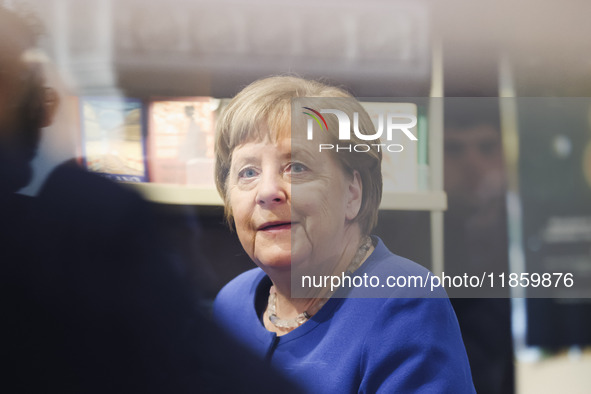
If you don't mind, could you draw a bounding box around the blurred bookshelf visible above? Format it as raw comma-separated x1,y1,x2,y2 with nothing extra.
123,183,447,211
75,95,446,214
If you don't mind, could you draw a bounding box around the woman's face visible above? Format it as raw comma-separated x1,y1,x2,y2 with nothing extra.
227,131,362,275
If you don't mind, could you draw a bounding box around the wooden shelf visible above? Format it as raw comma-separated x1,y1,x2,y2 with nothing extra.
380,191,447,211
123,183,446,211
123,183,224,206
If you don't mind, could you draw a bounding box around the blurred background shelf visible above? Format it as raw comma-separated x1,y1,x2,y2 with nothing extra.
124,182,447,211
380,190,446,211
123,183,223,206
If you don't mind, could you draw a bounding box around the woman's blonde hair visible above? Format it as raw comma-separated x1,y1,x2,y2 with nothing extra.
215,75,382,235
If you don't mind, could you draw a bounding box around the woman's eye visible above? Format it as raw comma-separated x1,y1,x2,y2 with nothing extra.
238,167,259,179
287,162,309,174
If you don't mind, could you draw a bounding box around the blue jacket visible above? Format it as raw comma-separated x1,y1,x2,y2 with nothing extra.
214,238,475,393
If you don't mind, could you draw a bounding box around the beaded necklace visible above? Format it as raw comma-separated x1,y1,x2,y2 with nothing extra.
267,236,373,329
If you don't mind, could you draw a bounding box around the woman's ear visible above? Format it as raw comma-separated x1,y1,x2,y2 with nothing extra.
345,170,362,221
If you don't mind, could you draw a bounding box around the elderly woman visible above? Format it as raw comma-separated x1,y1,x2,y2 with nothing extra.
213,76,475,393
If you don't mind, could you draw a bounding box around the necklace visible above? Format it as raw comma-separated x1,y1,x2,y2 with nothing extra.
267,286,322,329
267,236,373,329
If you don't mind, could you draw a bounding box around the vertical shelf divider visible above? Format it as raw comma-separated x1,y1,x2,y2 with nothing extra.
429,39,445,276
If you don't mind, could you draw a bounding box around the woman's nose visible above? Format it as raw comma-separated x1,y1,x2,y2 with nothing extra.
256,172,287,206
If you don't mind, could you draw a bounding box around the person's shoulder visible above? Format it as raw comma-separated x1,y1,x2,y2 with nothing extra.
36,161,154,236
367,237,431,276
214,268,265,313
218,267,265,295
39,160,145,210
348,237,446,298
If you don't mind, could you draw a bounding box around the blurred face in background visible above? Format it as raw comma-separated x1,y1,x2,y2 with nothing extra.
0,16,54,193
444,123,507,212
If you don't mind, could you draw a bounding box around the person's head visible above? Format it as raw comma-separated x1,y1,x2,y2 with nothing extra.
215,76,383,232
214,76,382,271
444,101,506,211
0,4,57,193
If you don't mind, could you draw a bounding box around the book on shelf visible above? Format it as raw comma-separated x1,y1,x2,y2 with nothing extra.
360,101,419,192
147,97,221,186
79,97,149,182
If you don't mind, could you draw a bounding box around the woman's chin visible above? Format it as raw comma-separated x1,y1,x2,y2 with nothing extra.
254,248,293,271
257,258,292,273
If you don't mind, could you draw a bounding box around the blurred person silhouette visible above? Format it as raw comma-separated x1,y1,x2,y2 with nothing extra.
444,100,514,394
0,4,298,393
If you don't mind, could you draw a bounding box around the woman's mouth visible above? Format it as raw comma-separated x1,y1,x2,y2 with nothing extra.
258,221,292,232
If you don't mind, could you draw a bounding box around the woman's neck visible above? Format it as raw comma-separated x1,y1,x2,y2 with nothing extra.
263,235,375,335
